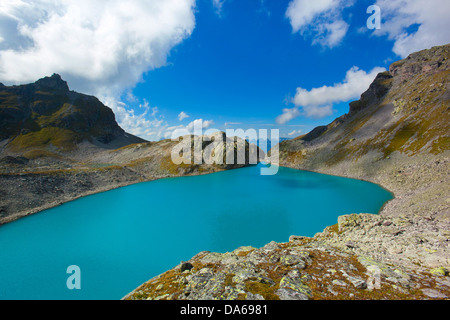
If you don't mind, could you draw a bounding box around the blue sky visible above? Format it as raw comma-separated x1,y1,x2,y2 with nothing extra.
130,0,395,138
0,0,449,140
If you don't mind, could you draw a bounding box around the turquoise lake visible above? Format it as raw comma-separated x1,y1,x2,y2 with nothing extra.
0,164,393,300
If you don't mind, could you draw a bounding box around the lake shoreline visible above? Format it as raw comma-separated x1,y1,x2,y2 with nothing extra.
1,153,448,300
0,170,213,226
0,161,395,227
125,152,450,300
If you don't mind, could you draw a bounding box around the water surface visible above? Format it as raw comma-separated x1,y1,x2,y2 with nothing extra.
0,164,392,299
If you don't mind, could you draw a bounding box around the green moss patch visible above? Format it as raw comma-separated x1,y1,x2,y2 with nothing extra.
10,127,83,151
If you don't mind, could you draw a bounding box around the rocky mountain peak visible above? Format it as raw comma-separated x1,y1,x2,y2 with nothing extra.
0,75,146,150
389,44,449,82
348,70,393,115
34,73,69,92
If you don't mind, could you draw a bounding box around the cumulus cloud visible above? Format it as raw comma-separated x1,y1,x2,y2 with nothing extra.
167,119,216,139
288,129,302,136
277,66,385,124
0,0,196,141
276,107,301,125
373,0,450,58
178,111,190,121
285,0,352,48
102,97,167,141
0,0,196,94
186,119,215,132
212,0,225,16
292,66,385,106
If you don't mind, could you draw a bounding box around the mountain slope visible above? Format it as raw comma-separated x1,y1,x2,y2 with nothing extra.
0,73,145,156
276,44,450,219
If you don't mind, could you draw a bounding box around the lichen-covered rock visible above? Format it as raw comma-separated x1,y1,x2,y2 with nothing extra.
279,276,312,299
124,222,450,301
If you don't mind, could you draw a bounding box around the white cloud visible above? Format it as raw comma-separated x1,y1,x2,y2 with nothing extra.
224,122,242,127
102,96,168,142
374,0,450,58
212,0,225,16
166,118,216,139
288,129,302,136
285,0,352,48
178,111,190,121
303,105,335,119
0,0,196,141
186,119,214,132
276,107,301,124
277,66,385,123
315,20,349,48
0,1,196,95
293,66,385,106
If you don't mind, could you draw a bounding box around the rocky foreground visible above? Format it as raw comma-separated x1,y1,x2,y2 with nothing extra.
124,212,449,300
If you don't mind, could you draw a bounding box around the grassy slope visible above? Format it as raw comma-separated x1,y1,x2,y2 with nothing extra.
278,44,449,172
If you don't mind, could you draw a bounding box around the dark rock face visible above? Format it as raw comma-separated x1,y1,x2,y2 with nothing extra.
33,73,70,92
348,71,393,116
301,125,328,142
0,74,145,148
180,262,194,272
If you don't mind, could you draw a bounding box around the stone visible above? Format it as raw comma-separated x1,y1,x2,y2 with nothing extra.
327,269,337,274
221,252,240,265
262,241,280,252
287,269,302,278
327,285,339,296
338,214,361,232
332,279,347,287
200,252,223,264
279,276,312,298
347,276,367,289
388,247,403,254
180,262,194,272
421,288,447,299
245,292,265,300
430,267,449,276
232,270,259,283
233,246,256,256
289,235,308,242
280,254,304,266
345,241,357,249
276,288,309,300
